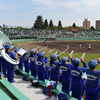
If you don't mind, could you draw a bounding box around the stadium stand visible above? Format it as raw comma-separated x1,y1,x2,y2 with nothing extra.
2,25,100,40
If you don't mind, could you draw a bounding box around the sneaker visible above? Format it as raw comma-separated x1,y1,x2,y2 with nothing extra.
11,80,15,83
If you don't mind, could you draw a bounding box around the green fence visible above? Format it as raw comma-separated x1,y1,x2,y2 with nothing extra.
11,39,38,42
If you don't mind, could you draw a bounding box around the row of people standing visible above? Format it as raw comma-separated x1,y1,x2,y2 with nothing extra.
49,54,100,100
16,48,100,100
1,46,100,100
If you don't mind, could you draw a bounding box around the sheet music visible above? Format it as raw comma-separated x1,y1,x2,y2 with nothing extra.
17,48,26,56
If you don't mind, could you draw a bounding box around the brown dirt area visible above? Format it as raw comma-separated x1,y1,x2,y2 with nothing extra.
16,40,100,54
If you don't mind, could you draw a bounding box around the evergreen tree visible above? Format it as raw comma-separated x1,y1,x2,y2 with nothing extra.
34,15,44,29
58,20,62,27
44,19,48,28
49,20,53,28
90,26,95,30
72,23,76,27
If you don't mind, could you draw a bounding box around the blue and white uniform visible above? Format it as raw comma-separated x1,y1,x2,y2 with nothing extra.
14,48,24,71
0,56,3,72
45,58,50,80
2,57,7,77
2,45,8,77
60,57,73,94
71,58,88,100
36,52,47,82
86,60,100,100
50,54,61,88
29,50,38,78
23,52,30,74
7,51,16,83
18,56,24,70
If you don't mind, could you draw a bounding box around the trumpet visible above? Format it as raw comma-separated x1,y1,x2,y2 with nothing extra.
47,49,56,54
43,48,56,55
80,53,86,59
69,50,74,57
54,49,59,55
57,48,69,56
35,46,40,51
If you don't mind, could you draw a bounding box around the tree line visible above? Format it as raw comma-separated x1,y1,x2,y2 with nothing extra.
33,15,95,30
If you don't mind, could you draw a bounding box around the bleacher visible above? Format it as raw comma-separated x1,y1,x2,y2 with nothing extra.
2,25,100,40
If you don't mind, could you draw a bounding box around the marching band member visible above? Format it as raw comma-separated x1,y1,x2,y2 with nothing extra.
14,48,24,71
60,57,73,94
49,54,61,88
86,59,100,100
0,55,3,72
69,56,88,100
45,57,50,80
18,55,24,71
29,49,38,78
23,50,30,81
2,44,8,77
23,50,30,74
5,45,17,83
36,51,47,82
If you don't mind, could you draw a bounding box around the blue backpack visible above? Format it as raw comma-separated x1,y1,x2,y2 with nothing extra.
55,93,68,100
43,86,49,95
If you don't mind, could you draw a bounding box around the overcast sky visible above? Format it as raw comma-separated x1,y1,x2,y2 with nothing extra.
0,0,100,27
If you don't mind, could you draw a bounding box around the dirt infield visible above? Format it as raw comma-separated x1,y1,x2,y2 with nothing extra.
16,40,100,54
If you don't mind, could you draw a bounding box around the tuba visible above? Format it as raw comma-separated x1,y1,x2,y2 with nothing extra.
0,31,19,65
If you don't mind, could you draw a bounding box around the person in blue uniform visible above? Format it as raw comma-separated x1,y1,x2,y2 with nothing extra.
29,49,38,78
1,44,7,77
60,57,73,94
1,44,8,77
69,56,88,100
0,56,3,72
49,54,61,88
5,45,16,83
2,57,7,77
45,57,50,80
14,48,24,71
18,55,24,71
23,50,30,73
86,59,100,100
36,51,47,82
23,50,30,81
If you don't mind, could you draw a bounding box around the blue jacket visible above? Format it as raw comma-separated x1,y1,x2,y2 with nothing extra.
36,57,47,73
19,56,24,65
23,53,29,63
29,54,37,69
71,58,88,82
50,58,61,78
60,62,73,81
86,69,100,88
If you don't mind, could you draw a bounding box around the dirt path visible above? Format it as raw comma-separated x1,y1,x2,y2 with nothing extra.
16,40,100,54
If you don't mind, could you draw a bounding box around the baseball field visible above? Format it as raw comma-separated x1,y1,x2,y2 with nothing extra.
14,40,100,70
